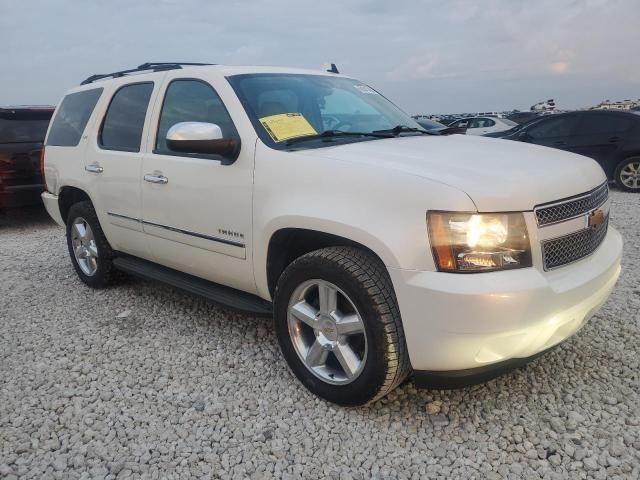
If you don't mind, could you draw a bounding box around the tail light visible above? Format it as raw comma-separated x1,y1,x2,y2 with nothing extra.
39,147,46,189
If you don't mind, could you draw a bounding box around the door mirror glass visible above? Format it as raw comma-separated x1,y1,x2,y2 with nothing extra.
166,121,240,162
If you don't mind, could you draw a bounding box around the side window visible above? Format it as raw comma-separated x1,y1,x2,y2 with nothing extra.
453,119,469,128
580,114,632,135
155,79,238,156
527,116,577,139
46,88,103,147
100,83,153,152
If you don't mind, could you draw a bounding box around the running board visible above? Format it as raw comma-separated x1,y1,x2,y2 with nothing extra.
113,255,273,317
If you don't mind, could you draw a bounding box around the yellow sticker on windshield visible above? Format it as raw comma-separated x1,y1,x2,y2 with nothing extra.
259,113,317,142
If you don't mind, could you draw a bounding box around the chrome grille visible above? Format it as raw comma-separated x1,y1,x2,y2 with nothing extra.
541,215,609,270
535,182,608,226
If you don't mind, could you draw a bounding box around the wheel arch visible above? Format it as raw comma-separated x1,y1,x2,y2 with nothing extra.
264,227,393,298
58,186,93,223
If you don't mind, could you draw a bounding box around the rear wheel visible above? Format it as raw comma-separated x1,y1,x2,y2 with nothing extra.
273,247,410,406
66,201,118,288
615,157,640,192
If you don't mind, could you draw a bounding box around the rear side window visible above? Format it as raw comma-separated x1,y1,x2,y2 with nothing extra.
47,88,103,146
579,114,633,135
100,82,154,152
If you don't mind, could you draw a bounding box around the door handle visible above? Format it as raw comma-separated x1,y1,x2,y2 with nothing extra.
608,136,620,143
85,163,103,174
144,173,168,184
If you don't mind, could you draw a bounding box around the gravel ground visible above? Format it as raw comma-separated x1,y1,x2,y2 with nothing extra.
1,190,639,480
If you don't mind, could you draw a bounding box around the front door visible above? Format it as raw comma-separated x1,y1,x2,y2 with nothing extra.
521,114,581,154
140,76,256,293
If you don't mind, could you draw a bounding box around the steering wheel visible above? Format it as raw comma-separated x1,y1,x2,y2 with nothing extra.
332,120,354,131
322,116,353,131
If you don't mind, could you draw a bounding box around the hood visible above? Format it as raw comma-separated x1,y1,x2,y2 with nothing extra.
296,135,606,211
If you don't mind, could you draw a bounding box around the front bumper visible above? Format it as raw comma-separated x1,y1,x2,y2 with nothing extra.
389,227,622,373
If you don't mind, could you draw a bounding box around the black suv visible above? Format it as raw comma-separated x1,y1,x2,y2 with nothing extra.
486,110,640,192
0,106,54,209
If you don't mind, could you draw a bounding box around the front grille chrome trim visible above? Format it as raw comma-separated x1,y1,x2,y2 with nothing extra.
541,215,609,271
534,182,609,227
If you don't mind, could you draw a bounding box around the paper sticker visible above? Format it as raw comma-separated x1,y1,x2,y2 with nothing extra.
259,113,317,142
354,84,378,95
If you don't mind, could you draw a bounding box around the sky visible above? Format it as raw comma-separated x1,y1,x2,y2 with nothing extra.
1,0,639,114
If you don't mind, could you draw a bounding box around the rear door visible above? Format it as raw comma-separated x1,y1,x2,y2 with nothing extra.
571,112,634,176
83,80,158,260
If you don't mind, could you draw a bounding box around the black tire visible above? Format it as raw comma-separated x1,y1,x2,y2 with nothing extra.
273,246,411,406
65,201,117,288
614,156,640,192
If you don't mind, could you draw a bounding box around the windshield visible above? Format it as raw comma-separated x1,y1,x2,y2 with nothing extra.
227,73,423,149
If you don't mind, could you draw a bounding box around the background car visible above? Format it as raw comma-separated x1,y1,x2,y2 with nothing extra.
447,116,518,135
485,110,640,192
0,106,54,209
415,118,466,135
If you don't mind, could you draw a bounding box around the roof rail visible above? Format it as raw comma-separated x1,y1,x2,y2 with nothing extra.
80,62,215,85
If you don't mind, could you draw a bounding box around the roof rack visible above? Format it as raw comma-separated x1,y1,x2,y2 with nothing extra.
80,62,214,85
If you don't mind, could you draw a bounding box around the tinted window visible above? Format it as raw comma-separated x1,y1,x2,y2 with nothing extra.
155,79,238,156
100,83,153,152
579,114,633,135
0,110,52,144
527,116,578,139
47,88,103,146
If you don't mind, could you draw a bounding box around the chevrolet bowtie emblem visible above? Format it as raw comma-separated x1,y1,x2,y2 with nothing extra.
588,209,605,228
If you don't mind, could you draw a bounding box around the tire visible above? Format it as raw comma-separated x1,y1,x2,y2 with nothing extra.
273,246,410,406
65,201,118,288
614,156,640,192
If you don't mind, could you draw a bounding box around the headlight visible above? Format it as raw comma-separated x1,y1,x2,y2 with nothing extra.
427,211,532,273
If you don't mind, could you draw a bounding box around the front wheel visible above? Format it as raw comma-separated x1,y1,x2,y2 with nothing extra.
615,157,640,192
273,247,410,406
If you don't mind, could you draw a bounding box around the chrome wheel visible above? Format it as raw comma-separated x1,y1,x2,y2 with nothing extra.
71,217,98,276
620,161,640,189
287,279,367,385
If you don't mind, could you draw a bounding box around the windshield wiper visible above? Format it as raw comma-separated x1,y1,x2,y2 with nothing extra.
373,125,436,136
285,129,392,146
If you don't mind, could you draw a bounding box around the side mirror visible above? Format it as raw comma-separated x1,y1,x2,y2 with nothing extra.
166,122,241,164
516,130,531,142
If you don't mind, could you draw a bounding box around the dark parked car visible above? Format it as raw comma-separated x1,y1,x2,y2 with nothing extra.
0,106,54,209
415,118,466,135
485,111,640,192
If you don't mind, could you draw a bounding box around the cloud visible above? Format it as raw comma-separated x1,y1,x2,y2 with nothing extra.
0,0,638,113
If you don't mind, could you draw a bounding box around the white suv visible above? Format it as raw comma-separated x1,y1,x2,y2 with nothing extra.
42,62,622,405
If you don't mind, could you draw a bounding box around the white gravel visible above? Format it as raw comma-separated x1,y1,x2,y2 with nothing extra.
1,190,639,480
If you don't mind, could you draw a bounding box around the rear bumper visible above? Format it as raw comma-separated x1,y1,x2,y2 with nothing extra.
389,227,622,372
41,191,64,226
0,184,44,208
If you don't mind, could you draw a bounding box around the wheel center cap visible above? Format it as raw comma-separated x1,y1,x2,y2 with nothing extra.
317,315,338,342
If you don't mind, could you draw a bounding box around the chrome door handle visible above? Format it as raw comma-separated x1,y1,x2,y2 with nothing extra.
85,163,103,174
144,173,168,184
